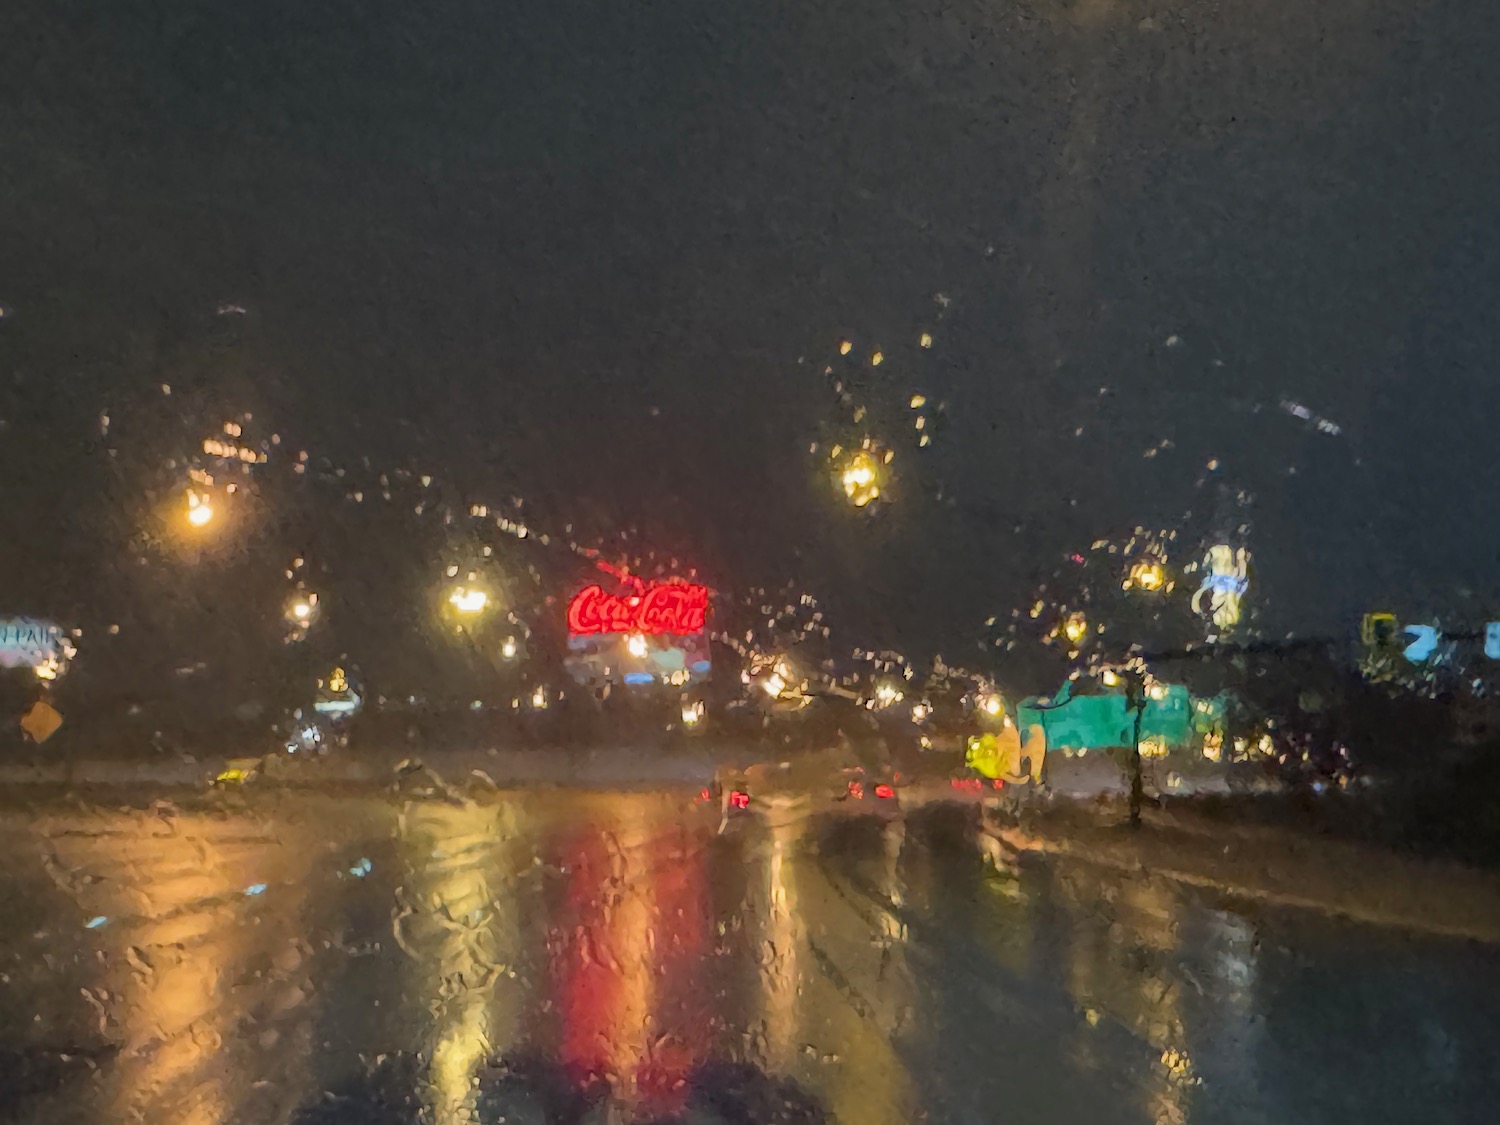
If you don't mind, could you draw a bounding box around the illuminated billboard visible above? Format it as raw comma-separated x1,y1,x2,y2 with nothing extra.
563,564,711,689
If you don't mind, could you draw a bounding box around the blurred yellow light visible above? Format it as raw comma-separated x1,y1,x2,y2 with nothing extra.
1193,544,1249,630
448,587,488,614
1127,559,1166,592
530,685,548,710
186,492,214,526
1102,669,1119,687
980,694,1003,717
1147,682,1167,701
328,667,348,693
911,703,930,723
1202,732,1223,763
626,633,648,658
1063,613,1088,645
873,682,903,707
501,637,518,660
763,673,787,698
839,340,852,355
681,700,705,726
292,602,311,620
840,450,883,508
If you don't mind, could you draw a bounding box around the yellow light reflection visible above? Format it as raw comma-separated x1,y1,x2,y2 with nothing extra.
40,804,321,1125
398,800,525,1125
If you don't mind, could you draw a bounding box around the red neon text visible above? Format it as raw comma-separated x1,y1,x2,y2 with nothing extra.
567,581,709,636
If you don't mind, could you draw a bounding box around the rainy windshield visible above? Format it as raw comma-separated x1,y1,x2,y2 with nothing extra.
3,2,1500,1122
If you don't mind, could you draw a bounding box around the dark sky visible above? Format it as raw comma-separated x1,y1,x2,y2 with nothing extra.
2,0,1498,672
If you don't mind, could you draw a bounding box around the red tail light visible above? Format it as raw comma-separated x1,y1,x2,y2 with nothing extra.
730,790,750,810
874,784,895,799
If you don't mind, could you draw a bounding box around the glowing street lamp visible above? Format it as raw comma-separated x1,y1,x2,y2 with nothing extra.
1062,612,1089,647
1124,558,1167,593
185,491,214,528
285,592,320,635
748,657,808,707
839,448,886,509
448,587,489,615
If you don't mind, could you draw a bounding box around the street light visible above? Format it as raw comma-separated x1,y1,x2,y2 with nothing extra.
186,491,214,527
448,587,489,615
838,447,888,509
285,592,319,636
1125,558,1167,592
1062,612,1089,646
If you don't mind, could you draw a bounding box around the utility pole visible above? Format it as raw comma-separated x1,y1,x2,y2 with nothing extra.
1123,671,1145,827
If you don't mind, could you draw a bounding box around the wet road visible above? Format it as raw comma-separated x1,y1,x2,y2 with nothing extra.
1,786,1497,1124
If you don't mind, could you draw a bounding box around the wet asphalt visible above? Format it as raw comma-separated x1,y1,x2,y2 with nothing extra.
1,785,1497,1124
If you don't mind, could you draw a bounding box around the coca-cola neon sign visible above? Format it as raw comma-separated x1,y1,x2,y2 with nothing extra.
567,567,710,637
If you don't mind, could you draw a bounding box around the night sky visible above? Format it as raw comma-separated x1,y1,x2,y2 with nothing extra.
2,0,1498,690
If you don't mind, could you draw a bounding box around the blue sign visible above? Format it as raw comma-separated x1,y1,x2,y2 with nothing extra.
1403,624,1439,663
1486,623,1500,660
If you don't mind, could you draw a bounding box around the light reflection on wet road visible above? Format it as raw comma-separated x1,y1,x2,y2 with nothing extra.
1,788,1497,1124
